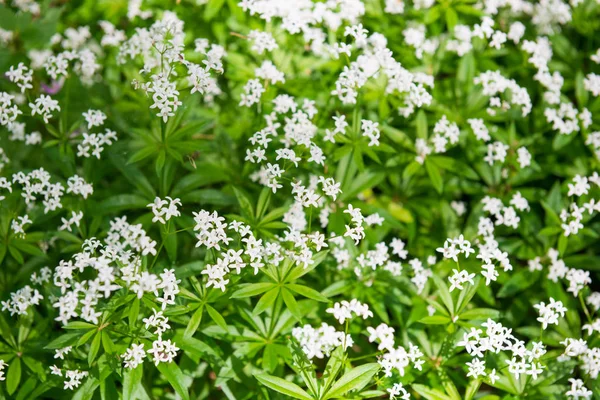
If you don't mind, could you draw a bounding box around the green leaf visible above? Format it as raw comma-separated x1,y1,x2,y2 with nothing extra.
541,200,561,226
255,374,313,400
497,270,537,298
322,346,344,393
45,332,80,349
403,161,422,180
460,308,500,321
419,315,451,325
128,146,158,164
77,329,97,347
230,282,276,298
155,150,166,177
64,321,97,330
253,288,280,315
88,332,101,366
204,0,226,20
455,278,479,314
205,304,228,331
425,160,443,194
255,187,271,220
558,234,568,256
432,275,454,315
7,358,22,395
412,384,453,400
287,284,329,302
184,305,204,338
286,251,329,281
129,298,140,329
424,5,441,24
281,288,302,321
575,70,589,107
156,362,190,400
415,110,428,139
445,8,458,30
233,187,255,221
123,364,143,400
101,331,115,354
97,194,149,215
324,363,380,399
464,379,481,400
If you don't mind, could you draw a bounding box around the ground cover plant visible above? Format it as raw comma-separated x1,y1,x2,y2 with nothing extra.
1,0,600,399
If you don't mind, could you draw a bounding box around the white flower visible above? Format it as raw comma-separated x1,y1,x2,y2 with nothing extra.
466,358,487,378
387,382,410,400
29,95,60,123
147,196,181,224
64,369,88,390
326,299,373,324
122,344,146,369
448,269,476,292
361,119,380,147
534,298,567,330
292,323,352,360
82,109,107,129
6,63,33,92
566,378,592,399
248,30,278,54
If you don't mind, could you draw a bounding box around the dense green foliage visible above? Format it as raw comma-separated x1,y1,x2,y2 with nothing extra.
1,0,600,399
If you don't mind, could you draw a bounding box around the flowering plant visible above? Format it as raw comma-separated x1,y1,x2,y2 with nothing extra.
1,0,600,399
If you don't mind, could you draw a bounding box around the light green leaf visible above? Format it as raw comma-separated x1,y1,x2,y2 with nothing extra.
184,305,204,338
255,374,313,400
123,364,143,400
324,363,380,399
287,284,328,302
205,304,228,331
156,362,190,400
253,288,280,315
230,282,276,298
7,358,22,395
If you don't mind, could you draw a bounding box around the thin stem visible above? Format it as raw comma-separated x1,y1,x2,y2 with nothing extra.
579,292,593,324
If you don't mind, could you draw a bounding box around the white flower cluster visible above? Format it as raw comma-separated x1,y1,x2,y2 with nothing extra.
147,196,181,224
559,174,600,236
545,102,590,136
367,322,424,376
51,233,171,325
326,299,373,324
566,378,592,400
0,360,7,381
74,108,117,159
0,92,22,127
534,297,568,330
481,193,528,230
560,338,600,381
247,96,323,193
457,319,547,382
436,234,475,263
534,249,593,297
403,24,438,59
0,169,93,236
329,232,432,293
474,70,532,117
123,13,224,121
247,30,278,54
194,210,273,291
292,323,353,360
29,94,60,123
415,115,460,164
6,62,33,92
387,382,410,400
0,285,43,316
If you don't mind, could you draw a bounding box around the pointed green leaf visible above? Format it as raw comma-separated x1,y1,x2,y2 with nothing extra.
255,374,313,400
